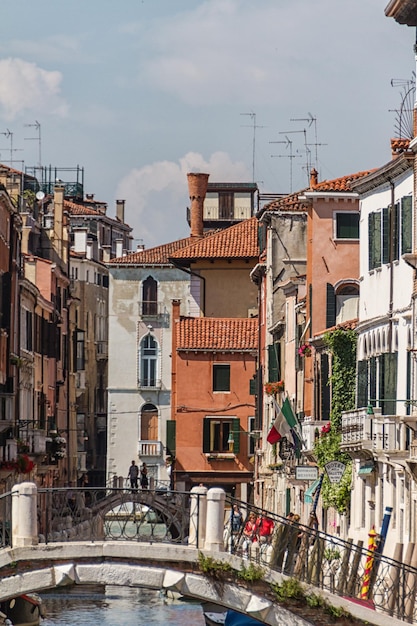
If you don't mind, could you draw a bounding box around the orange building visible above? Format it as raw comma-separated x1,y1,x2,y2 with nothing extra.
169,174,260,498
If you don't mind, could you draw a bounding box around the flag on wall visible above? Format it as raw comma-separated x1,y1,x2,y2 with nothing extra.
267,397,298,445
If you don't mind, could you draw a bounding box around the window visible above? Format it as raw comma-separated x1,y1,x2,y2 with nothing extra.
142,276,158,316
368,196,412,270
141,403,158,441
335,284,359,325
75,330,85,371
21,308,33,352
335,212,359,239
203,417,240,453
248,416,255,456
357,352,398,415
213,364,230,392
139,334,159,387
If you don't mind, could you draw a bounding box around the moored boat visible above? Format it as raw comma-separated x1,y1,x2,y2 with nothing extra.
1,593,43,626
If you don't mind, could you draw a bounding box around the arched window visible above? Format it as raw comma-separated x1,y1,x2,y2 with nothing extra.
139,334,159,387
141,403,158,441
335,283,359,325
142,276,157,316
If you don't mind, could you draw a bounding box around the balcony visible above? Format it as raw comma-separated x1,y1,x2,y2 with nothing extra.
137,301,165,319
96,341,108,359
138,378,162,390
341,407,403,455
138,440,163,457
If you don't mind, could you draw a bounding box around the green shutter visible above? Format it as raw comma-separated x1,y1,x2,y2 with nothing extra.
370,357,377,407
374,212,382,268
357,360,368,409
320,353,330,421
368,213,374,270
393,203,399,261
401,196,412,255
382,208,389,264
249,378,256,395
203,418,210,453
382,353,397,416
232,418,240,454
213,364,230,391
166,420,176,458
268,344,280,381
258,224,266,253
326,283,336,329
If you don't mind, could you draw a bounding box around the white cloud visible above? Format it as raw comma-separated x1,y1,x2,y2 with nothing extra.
0,58,68,120
116,151,250,248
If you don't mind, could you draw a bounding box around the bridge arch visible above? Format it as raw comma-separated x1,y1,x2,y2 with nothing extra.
0,542,400,626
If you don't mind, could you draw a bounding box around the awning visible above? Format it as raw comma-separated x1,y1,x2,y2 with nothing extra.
304,477,321,504
358,462,375,476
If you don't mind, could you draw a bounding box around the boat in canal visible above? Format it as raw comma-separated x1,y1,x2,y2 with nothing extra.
0,593,43,626
203,603,263,625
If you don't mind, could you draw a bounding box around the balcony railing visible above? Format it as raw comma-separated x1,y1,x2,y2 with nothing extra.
138,440,163,457
341,407,404,453
137,301,165,318
138,378,162,390
96,341,108,358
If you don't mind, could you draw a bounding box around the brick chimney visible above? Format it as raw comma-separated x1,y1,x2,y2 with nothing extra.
187,172,209,238
309,168,318,189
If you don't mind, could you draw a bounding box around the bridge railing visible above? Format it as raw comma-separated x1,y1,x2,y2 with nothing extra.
37,486,196,545
0,490,11,547
226,497,417,623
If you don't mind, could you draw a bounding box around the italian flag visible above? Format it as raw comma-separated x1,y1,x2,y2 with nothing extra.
267,397,297,445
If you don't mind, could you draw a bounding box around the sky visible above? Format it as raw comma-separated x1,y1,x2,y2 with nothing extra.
0,1,415,249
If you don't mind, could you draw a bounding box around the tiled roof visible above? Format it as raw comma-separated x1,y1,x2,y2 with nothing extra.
314,318,358,339
391,138,411,155
263,190,309,212
108,237,202,266
311,171,375,192
176,317,258,351
65,200,101,215
170,217,259,261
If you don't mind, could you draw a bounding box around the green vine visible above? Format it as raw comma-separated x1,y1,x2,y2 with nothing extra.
313,328,356,513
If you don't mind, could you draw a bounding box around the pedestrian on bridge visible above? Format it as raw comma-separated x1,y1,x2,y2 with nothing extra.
128,460,139,491
140,462,149,489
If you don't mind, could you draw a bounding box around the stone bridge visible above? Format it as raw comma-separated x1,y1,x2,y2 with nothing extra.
0,482,414,626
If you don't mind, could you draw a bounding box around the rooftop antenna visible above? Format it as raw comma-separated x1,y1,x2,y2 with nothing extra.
389,76,415,140
270,136,301,193
0,129,22,165
290,113,325,169
24,120,42,169
279,129,310,186
240,112,265,182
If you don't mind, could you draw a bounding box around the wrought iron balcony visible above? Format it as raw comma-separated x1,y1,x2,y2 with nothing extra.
138,440,163,457
138,378,162,390
137,301,165,318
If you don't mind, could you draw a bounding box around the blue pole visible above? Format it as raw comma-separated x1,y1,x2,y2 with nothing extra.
378,506,393,554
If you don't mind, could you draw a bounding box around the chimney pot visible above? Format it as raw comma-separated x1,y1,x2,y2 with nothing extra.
309,168,318,189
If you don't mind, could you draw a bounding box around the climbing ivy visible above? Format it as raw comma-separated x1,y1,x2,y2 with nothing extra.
313,328,356,513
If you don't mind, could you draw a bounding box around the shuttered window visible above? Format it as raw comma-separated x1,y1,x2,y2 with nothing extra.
401,196,412,255
203,417,240,453
393,202,400,261
326,283,336,329
166,420,176,458
382,208,389,264
357,360,368,409
268,343,280,381
335,212,359,239
382,352,397,416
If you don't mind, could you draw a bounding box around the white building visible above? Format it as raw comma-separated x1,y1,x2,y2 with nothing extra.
345,150,415,557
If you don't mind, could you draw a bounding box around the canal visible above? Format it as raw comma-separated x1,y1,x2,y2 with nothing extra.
40,585,207,625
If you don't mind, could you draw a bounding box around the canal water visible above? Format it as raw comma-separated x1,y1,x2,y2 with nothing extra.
39,585,207,625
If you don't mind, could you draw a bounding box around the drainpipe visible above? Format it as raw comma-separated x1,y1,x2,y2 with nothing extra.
388,180,395,352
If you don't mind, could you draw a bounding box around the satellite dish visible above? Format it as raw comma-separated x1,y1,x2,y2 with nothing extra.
36,191,45,201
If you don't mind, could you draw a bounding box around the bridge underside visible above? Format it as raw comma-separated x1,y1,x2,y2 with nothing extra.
0,542,406,626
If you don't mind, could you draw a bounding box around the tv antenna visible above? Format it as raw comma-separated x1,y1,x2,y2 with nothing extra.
290,113,326,170
24,120,42,168
0,129,22,165
240,112,265,182
279,129,311,186
389,76,415,140
270,136,301,193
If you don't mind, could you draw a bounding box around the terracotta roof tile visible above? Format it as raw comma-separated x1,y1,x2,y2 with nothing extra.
310,170,375,192
108,236,204,266
171,217,259,261
313,318,358,338
391,137,411,155
176,317,258,351
64,199,101,215
263,190,310,212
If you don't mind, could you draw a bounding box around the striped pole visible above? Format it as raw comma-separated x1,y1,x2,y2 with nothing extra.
360,526,378,600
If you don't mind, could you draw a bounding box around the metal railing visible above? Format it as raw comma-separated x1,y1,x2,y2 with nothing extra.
0,491,11,547
226,497,417,623
37,486,194,546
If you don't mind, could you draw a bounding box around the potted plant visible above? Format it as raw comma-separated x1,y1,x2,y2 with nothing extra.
298,343,312,357
264,381,285,396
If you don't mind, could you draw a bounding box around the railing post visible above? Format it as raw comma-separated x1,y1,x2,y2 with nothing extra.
204,487,225,553
11,482,38,547
189,485,207,548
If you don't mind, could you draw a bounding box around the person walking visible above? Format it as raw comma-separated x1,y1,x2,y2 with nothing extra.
127,460,139,491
